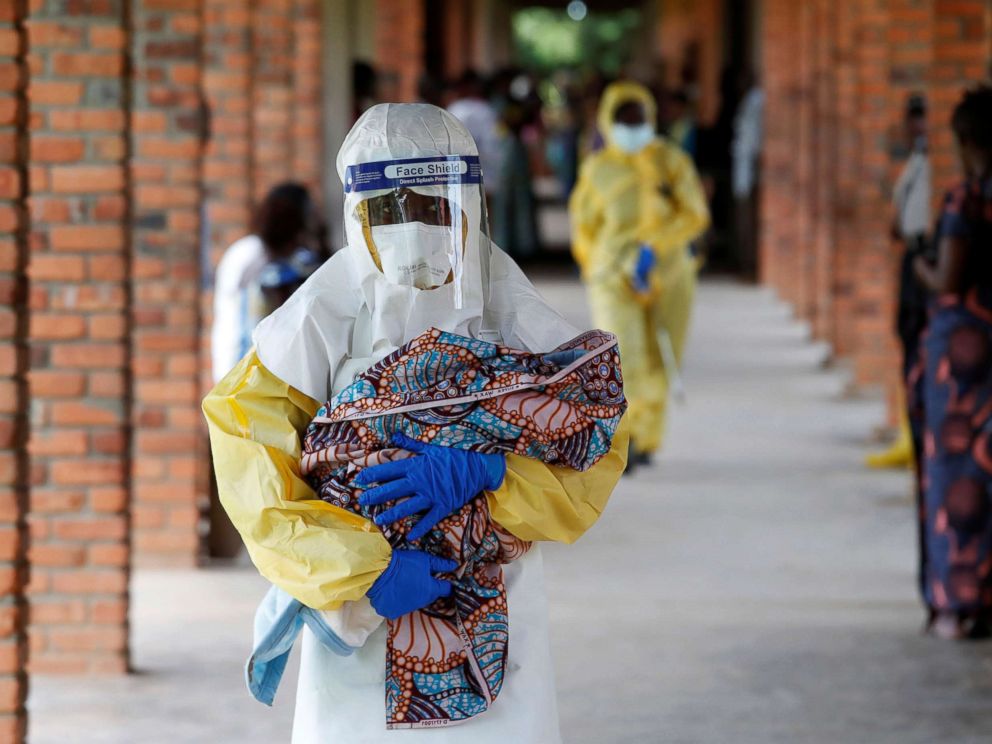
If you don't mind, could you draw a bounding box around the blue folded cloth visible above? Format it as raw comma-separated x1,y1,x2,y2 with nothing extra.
247,585,357,705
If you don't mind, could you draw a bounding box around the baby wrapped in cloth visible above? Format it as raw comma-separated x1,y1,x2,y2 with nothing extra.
301,327,626,728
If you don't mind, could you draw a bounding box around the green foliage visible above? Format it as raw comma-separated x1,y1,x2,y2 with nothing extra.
512,7,642,75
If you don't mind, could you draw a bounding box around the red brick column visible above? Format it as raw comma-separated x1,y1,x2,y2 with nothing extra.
375,0,424,103
440,0,470,82
252,0,293,201
930,0,991,199
758,0,802,300
655,0,725,126
880,0,934,419
760,0,989,418
199,0,253,563
827,0,863,358
203,0,323,261
794,0,816,325
202,0,253,265
201,0,324,353
809,0,838,341
850,1,901,389
197,0,324,560
689,0,724,129
762,0,924,391
761,0,899,390
0,4,29,739
291,0,323,199
130,1,206,566
25,4,130,674
888,1,933,111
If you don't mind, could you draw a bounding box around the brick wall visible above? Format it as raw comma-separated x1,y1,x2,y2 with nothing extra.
201,0,323,271
375,0,424,103
759,0,990,416
292,0,323,200
134,0,354,576
25,1,130,674
252,0,294,202
758,0,801,298
0,3,28,739
249,0,324,204
440,0,471,82
202,0,252,267
199,0,324,387
0,0,329,721
850,1,901,390
930,0,991,200
809,0,838,342
655,0,724,125
828,0,863,359
879,0,934,417
794,0,815,324
130,0,206,567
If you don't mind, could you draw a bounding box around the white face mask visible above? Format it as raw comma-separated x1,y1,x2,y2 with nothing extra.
611,122,654,154
369,222,454,289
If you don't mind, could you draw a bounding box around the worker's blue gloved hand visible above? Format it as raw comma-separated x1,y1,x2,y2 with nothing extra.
367,549,458,620
632,243,656,293
356,433,506,542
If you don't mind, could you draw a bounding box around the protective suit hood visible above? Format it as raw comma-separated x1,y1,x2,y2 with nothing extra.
597,80,658,151
254,102,578,402
335,102,479,181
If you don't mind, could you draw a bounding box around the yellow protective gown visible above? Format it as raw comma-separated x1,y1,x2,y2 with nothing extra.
204,102,629,744
203,348,628,610
203,345,628,744
569,81,710,455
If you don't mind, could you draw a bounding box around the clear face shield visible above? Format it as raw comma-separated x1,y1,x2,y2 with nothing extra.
343,155,492,309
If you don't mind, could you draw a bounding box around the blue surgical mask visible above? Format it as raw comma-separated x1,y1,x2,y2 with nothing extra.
611,123,654,154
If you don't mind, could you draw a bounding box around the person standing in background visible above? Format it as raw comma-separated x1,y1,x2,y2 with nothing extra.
569,81,710,471
867,94,931,471
211,182,325,384
492,101,539,259
447,70,502,204
731,71,764,280
693,68,741,273
661,89,698,160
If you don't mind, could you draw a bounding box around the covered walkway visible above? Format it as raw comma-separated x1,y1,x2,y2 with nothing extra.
30,278,992,743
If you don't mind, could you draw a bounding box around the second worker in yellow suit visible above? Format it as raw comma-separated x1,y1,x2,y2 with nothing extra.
569,81,709,465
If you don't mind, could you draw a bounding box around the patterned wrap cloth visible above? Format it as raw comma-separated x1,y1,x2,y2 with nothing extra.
300,328,626,728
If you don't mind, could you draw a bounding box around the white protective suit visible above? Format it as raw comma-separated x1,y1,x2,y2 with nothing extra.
252,104,580,743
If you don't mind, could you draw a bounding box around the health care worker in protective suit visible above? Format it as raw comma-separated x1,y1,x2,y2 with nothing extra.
203,103,627,743
569,81,709,465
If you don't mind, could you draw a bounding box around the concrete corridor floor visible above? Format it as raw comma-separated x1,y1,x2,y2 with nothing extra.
30,277,992,743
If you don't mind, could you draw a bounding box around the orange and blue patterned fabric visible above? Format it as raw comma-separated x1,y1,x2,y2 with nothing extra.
910,175,992,621
300,328,626,728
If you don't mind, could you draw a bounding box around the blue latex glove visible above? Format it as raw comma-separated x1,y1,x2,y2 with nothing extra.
632,243,656,293
367,549,458,620
356,433,506,542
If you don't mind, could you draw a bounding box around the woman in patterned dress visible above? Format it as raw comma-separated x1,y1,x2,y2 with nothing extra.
912,85,992,639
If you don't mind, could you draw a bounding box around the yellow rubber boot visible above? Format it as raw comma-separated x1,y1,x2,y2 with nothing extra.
865,407,914,470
